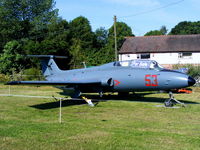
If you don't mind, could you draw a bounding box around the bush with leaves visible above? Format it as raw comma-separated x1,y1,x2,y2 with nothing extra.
22,68,44,81
0,41,26,74
172,64,200,77
0,74,11,82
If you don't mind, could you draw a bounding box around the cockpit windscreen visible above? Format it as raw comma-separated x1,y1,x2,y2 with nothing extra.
114,60,164,70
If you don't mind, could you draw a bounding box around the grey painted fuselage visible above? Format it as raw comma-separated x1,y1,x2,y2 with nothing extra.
46,61,193,93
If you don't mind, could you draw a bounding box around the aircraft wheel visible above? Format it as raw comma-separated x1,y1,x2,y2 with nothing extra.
164,99,174,107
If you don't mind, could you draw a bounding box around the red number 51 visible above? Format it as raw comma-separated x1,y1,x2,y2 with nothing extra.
145,75,158,86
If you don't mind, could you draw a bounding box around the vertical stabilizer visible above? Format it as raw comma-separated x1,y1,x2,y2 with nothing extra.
27,55,67,77
41,56,61,77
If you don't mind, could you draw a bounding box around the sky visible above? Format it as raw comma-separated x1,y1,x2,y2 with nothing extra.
55,0,200,36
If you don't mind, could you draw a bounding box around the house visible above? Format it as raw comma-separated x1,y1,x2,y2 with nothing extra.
119,34,200,68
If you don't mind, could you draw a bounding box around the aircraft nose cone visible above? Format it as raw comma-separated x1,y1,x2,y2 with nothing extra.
188,76,196,86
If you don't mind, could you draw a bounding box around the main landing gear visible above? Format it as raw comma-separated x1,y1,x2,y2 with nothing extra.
164,91,186,107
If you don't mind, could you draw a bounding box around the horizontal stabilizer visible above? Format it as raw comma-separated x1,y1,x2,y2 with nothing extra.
27,55,67,59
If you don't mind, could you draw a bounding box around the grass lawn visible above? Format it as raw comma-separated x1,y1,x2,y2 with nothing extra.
0,85,200,150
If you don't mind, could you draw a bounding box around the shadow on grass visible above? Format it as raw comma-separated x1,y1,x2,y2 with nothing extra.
30,93,199,110
30,99,87,110
84,94,199,104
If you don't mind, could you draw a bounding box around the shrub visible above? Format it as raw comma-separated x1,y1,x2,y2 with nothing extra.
0,74,11,82
22,68,44,81
172,64,200,77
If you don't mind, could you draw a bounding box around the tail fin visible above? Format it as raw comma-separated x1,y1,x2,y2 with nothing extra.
28,55,67,77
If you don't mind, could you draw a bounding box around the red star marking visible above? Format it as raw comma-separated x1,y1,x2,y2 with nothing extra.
114,80,121,86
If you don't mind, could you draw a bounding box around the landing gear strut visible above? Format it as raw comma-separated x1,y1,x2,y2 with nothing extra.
164,92,186,107
99,91,103,98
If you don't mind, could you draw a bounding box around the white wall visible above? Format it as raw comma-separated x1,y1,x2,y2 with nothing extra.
151,53,178,64
119,53,200,65
119,54,137,61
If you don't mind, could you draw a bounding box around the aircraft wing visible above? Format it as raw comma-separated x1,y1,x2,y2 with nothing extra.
7,80,102,86
7,77,114,87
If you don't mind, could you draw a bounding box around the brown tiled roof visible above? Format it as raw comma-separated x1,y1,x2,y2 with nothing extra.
119,34,200,54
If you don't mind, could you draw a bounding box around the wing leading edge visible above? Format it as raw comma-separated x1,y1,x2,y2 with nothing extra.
7,80,102,86
7,77,114,87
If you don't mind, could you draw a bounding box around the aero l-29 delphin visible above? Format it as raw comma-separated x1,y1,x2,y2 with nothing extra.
7,55,196,107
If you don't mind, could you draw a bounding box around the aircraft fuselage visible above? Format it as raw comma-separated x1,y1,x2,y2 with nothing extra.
46,65,194,93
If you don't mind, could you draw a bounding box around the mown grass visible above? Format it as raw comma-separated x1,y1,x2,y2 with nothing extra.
0,85,200,150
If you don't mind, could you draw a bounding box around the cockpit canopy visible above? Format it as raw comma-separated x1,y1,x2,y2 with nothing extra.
113,59,164,70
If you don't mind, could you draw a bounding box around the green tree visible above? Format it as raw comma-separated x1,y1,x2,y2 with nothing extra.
40,19,70,56
144,30,163,36
29,0,58,41
160,26,168,35
95,27,108,49
170,21,200,35
22,18,71,69
103,22,133,62
69,39,85,68
0,41,27,74
145,26,167,36
108,22,133,50
68,16,97,68
69,16,95,50
0,0,58,51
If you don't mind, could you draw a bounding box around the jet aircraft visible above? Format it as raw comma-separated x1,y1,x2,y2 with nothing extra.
7,55,196,107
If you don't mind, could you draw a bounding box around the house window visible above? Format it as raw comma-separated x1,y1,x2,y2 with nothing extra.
178,52,192,58
140,53,150,59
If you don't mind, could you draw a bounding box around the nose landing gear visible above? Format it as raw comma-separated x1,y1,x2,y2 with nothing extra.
164,92,186,107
